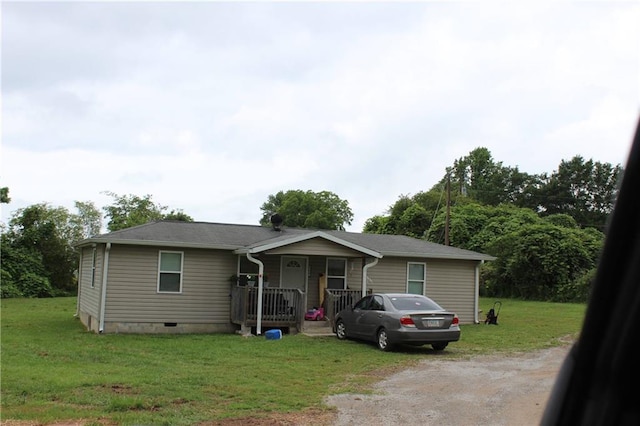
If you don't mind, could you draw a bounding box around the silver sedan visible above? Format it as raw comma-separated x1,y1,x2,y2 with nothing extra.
334,293,461,351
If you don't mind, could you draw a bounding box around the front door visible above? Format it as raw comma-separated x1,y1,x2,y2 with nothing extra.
281,256,307,294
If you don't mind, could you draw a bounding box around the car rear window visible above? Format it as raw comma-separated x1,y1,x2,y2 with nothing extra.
390,296,442,311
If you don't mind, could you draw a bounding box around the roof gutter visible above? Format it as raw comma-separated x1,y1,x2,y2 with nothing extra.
99,242,111,333
362,257,379,297
77,238,240,251
246,253,265,335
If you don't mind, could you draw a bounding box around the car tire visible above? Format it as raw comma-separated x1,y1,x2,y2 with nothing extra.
335,320,347,340
377,328,394,352
432,342,448,351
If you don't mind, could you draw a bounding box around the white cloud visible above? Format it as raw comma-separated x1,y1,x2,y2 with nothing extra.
2,1,639,232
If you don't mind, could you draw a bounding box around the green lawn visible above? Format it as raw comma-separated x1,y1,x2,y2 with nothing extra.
1,297,586,425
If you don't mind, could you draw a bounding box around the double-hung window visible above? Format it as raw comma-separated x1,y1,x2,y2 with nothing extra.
90,247,97,288
158,251,183,293
238,256,260,286
327,258,347,289
407,262,426,295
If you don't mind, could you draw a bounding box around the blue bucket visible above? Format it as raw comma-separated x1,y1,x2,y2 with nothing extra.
265,329,282,340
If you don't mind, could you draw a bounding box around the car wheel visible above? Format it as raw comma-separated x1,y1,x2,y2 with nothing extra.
377,328,394,351
335,320,347,340
432,342,448,351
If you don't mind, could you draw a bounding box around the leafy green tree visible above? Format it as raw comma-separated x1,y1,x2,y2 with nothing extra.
557,267,596,303
1,187,10,203
365,194,412,235
362,215,393,234
103,192,165,231
483,223,599,301
16,272,54,298
371,149,619,240
391,204,429,238
102,192,193,232
72,201,103,238
427,203,540,250
0,232,52,298
364,191,448,236
259,190,353,230
440,147,542,207
425,202,603,301
1,197,190,298
536,156,621,230
2,203,80,296
0,269,22,298
364,148,543,238
544,213,579,229
360,147,615,302
164,210,194,222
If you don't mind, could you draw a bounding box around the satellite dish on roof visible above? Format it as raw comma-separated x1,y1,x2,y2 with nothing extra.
270,213,283,231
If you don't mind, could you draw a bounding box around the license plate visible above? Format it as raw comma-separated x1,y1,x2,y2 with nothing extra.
424,319,441,328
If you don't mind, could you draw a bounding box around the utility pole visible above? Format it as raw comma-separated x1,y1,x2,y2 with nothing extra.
445,173,451,246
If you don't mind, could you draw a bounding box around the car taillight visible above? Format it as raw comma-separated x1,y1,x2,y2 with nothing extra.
452,315,459,325
400,315,416,327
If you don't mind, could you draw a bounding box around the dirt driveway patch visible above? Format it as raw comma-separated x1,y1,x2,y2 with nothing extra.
325,343,572,426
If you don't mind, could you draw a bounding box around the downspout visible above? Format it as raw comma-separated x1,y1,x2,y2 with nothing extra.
99,243,111,333
246,253,265,335
474,260,484,324
362,257,379,297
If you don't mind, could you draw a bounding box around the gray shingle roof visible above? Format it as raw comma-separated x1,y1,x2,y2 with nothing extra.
79,220,495,261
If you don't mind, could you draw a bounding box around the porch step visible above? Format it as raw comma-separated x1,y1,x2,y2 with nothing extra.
302,319,335,337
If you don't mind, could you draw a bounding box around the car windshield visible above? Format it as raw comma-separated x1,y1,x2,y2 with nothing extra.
389,296,442,311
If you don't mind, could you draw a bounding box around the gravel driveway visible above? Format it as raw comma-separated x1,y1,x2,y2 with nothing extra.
325,343,572,426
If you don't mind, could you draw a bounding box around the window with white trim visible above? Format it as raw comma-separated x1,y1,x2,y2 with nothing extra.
90,247,97,288
407,262,426,295
237,256,260,286
158,251,183,293
327,258,347,289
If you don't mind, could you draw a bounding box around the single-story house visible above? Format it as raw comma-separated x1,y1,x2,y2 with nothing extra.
75,219,495,335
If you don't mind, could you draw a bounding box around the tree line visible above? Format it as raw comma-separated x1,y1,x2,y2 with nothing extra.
0,192,193,298
363,148,621,302
0,147,622,302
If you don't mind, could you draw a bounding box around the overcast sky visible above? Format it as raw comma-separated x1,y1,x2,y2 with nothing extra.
2,1,639,233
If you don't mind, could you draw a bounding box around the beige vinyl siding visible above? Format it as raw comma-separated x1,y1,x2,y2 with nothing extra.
364,257,479,324
78,245,102,318
366,257,408,293
426,259,477,324
104,245,236,324
260,256,281,286
345,257,364,292
266,238,364,257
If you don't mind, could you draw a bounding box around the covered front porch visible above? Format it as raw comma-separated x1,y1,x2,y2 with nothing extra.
230,286,363,335
228,232,382,335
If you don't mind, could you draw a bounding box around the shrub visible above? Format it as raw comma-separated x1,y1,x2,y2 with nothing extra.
17,273,54,298
0,269,23,298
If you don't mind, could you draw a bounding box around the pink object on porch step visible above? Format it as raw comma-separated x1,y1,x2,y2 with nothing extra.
304,307,324,321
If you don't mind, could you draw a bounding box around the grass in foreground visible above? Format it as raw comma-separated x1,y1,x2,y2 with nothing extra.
1,297,585,425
